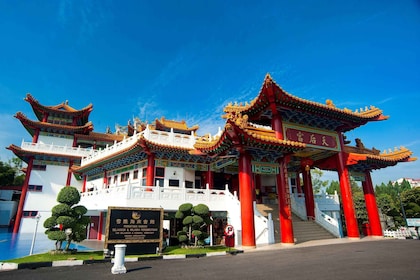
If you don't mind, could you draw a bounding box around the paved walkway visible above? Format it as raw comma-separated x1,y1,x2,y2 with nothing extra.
1,238,419,280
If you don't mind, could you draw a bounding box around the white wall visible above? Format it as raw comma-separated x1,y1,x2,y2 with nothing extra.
38,135,73,146
20,165,72,233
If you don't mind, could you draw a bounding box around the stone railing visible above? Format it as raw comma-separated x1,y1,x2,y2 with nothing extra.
384,228,418,239
81,126,204,166
81,133,143,166
142,126,196,149
80,181,238,213
314,205,342,237
290,193,307,220
21,140,92,157
291,192,342,237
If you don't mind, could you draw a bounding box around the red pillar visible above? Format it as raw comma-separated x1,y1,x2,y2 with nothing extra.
146,153,155,186
82,175,87,193
238,152,256,248
271,114,284,140
302,165,315,219
336,136,359,238
295,171,303,194
66,160,73,186
362,171,383,236
13,157,34,233
32,128,40,143
103,170,108,188
277,157,294,244
206,169,214,189
42,112,48,122
97,212,104,240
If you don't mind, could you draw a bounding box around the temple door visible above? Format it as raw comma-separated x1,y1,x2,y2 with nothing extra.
88,216,100,239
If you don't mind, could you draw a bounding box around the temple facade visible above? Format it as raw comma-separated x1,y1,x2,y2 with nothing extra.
7,74,416,247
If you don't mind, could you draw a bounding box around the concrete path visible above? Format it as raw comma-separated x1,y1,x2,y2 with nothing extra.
1,238,419,279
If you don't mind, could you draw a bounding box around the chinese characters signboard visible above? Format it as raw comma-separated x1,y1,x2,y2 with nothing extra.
283,123,340,151
105,207,163,254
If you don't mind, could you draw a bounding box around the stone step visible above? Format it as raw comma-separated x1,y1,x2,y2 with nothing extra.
256,203,337,244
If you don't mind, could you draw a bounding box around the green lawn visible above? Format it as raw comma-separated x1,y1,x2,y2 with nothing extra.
3,245,234,264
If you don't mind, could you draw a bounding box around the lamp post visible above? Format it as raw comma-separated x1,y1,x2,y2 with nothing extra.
29,213,41,255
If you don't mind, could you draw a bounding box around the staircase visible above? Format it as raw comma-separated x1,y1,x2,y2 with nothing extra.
256,203,336,244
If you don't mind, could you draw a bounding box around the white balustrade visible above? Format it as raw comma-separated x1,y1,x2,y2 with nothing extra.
21,140,93,157
291,192,342,237
314,204,342,237
290,193,307,220
80,182,236,213
81,126,201,166
384,228,417,239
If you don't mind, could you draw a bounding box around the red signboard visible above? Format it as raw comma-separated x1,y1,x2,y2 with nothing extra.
285,127,338,150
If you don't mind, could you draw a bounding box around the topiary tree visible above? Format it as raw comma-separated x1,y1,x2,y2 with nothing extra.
175,203,212,247
43,186,90,251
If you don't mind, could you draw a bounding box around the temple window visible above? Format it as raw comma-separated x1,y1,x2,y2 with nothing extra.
28,185,43,192
142,168,147,186
32,164,46,171
169,179,179,187
155,167,165,187
133,170,139,180
120,172,130,182
155,167,165,177
23,211,38,218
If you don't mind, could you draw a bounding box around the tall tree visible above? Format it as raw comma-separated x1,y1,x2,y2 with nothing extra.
0,161,15,186
311,168,329,193
401,188,420,219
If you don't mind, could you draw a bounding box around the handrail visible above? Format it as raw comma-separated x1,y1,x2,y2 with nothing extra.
314,205,342,237
21,140,92,157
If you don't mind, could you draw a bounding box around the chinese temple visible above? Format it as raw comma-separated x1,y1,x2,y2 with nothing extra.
6,74,416,248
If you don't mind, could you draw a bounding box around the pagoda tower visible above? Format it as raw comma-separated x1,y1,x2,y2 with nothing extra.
7,94,120,233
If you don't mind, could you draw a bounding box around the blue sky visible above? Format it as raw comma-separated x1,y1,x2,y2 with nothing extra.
0,0,419,186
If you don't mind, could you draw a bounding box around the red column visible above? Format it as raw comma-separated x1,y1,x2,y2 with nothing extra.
72,136,77,147
97,212,104,240
362,171,383,236
13,157,34,233
295,171,303,194
302,166,315,219
206,169,214,189
271,114,284,140
238,152,256,248
146,153,155,186
103,170,108,188
32,128,40,143
336,137,359,238
277,157,294,243
42,112,48,122
66,160,73,186
82,175,87,192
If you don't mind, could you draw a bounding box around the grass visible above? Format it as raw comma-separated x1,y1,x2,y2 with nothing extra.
3,245,234,264
4,251,105,264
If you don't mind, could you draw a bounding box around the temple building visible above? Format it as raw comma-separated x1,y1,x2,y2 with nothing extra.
6,74,416,248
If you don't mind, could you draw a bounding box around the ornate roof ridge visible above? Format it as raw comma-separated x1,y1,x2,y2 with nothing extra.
155,117,199,132
223,74,388,121
15,111,94,131
25,93,93,116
